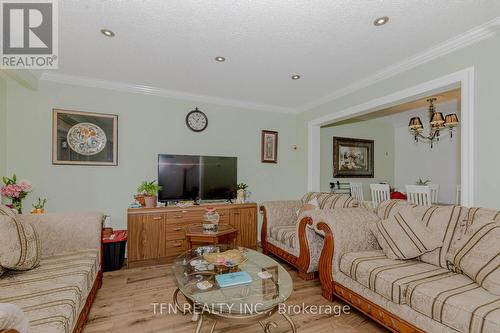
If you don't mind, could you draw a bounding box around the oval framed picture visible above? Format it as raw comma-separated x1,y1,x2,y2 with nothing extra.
52,109,118,166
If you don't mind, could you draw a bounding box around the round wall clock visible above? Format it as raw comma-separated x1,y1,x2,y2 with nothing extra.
186,107,208,132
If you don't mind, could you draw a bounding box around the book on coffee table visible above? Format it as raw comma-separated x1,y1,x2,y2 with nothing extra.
215,271,252,288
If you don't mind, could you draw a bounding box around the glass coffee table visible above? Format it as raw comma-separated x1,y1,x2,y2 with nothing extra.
171,247,296,333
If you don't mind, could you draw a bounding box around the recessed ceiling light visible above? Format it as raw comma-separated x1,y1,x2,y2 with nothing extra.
291,74,301,80
373,16,389,26
100,29,115,37
215,56,226,62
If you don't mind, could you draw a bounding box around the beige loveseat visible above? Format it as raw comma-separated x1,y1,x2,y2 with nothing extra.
0,213,103,333
306,200,500,333
260,192,359,280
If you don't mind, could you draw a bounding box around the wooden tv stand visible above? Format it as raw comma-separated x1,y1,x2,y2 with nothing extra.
127,202,257,268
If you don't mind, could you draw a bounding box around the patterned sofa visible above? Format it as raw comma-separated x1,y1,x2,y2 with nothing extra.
0,213,103,333
260,192,359,280
306,200,500,333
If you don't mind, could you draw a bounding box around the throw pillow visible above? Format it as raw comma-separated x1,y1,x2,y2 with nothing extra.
296,198,319,217
446,217,500,295
371,207,442,260
0,214,41,271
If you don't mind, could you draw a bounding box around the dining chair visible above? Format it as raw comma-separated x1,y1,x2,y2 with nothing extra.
428,184,440,204
456,185,461,205
349,182,364,201
406,185,432,206
370,183,390,207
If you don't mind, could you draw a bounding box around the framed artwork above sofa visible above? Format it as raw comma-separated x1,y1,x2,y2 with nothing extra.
52,109,118,166
333,136,374,178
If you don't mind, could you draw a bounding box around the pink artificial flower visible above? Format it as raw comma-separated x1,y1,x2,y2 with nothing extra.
18,180,33,193
1,184,22,198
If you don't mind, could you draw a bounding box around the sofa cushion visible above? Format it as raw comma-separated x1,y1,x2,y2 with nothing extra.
0,249,99,333
340,250,449,304
447,217,500,295
375,199,414,220
269,224,297,250
371,208,442,260
406,273,500,333
296,197,319,217
0,214,41,271
464,207,500,230
416,205,469,269
301,192,359,209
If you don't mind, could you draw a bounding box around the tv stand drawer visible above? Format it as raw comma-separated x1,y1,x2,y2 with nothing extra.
166,210,204,223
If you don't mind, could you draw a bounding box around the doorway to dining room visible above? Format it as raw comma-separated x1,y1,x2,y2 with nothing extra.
319,89,461,205
307,68,474,206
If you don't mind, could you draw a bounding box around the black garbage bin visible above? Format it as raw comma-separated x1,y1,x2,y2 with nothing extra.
102,230,127,272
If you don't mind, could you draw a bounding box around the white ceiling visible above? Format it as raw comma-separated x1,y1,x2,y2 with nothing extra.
43,1,500,112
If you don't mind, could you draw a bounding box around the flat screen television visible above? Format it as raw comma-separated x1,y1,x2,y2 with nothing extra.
158,154,237,202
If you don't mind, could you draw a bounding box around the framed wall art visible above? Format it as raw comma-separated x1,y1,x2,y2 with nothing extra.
52,109,118,166
333,136,374,178
261,130,278,163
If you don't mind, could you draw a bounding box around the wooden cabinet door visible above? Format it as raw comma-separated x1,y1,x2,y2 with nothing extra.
230,207,257,249
128,214,165,262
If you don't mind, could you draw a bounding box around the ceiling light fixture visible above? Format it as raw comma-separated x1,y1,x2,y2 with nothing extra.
215,56,226,62
291,75,301,80
408,97,460,148
100,29,115,37
373,16,389,26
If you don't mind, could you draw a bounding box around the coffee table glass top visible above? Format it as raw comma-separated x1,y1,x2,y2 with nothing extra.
171,247,293,314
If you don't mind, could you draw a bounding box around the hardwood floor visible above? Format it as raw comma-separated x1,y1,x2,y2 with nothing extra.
83,257,387,333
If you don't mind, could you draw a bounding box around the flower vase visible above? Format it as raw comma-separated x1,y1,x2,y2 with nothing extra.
236,189,245,204
12,198,22,214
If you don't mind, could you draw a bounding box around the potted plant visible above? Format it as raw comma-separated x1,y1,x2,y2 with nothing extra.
1,174,32,214
416,178,431,186
137,181,162,208
31,198,47,214
236,183,248,204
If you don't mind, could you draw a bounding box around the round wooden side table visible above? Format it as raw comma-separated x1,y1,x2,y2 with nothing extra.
185,224,238,249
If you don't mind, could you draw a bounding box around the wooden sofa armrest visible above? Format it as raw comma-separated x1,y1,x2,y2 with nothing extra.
303,208,381,300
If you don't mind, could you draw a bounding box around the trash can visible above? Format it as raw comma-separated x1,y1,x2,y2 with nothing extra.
102,230,127,272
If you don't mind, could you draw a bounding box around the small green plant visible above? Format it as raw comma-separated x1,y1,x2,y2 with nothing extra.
416,178,431,186
32,198,47,209
137,180,162,197
236,183,248,191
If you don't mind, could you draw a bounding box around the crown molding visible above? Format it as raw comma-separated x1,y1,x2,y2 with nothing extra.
296,16,500,113
39,72,296,114
0,69,39,90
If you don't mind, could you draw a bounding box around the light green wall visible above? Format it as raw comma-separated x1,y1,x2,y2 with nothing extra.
0,77,6,180
4,81,301,229
297,34,500,209
320,120,394,199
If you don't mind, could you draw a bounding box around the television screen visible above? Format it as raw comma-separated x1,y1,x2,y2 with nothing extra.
158,154,237,201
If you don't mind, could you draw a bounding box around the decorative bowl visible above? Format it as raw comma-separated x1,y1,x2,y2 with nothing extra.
202,223,218,232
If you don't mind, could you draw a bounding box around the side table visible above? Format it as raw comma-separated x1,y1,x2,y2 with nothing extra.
185,224,238,249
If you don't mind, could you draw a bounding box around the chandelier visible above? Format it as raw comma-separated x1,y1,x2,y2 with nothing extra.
408,98,459,148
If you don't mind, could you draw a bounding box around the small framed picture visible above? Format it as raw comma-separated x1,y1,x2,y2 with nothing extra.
261,130,278,163
333,136,374,177
52,109,118,166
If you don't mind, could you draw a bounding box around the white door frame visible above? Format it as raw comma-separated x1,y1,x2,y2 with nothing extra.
307,67,474,206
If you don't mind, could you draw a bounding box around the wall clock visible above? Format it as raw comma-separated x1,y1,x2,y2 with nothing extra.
186,107,208,132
